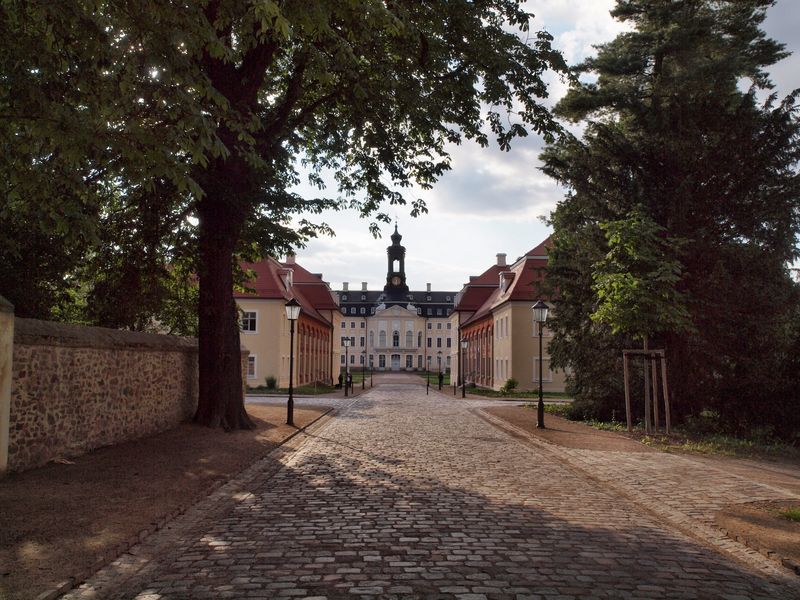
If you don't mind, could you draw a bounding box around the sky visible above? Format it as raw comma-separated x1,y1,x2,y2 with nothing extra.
290,0,800,293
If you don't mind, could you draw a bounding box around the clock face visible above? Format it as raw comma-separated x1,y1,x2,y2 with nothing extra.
391,276,401,285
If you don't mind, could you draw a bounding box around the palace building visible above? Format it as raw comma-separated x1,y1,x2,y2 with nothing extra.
235,225,565,393
334,225,457,373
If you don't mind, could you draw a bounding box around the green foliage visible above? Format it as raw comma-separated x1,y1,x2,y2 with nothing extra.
542,0,800,439
500,378,518,394
591,206,692,339
779,507,800,523
265,376,277,390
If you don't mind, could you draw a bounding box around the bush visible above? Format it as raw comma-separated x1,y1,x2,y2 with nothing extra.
500,378,518,394
265,375,277,389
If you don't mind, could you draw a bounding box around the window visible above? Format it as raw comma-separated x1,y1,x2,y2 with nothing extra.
379,355,386,368
246,355,256,379
342,294,347,300
446,296,451,301
360,321,365,328
437,308,442,316
446,338,451,348
341,336,349,345
427,309,432,316
369,354,374,366
371,307,375,314
436,337,442,348
241,311,257,332
417,308,422,315
350,336,355,346
360,307,366,315
427,323,432,330
340,354,345,364
360,336,365,347
392,331,400,347
350,308,356,314
427,295,431,301
417,332,422,347
350,354,355,364
340,321,346,328
404,355,412,369
379,331,387,346
350,321,356,329
427,337,432,348
447,323,451,330
417,355,423,368
341,307,347,314
369,331,374,347
533,358,553,382
405,330,413,347
359,354,365,365
361,294,366,300
436,323,442,329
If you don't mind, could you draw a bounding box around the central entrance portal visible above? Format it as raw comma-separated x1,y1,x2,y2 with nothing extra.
391,354,401,371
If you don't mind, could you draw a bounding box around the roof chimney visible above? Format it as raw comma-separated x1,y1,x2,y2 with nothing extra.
343,282,349,291
285,252,296,264
361,282,368,291
426,283,431,292
496,253,506,267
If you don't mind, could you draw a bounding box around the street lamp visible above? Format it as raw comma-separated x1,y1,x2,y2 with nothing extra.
460,340,468,398
342,337,351,397
437,350,443,390
532,300,549,429
361,350,366,390
284,298,301,426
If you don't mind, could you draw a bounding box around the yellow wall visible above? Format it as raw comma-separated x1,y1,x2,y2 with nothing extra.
508,302,566,393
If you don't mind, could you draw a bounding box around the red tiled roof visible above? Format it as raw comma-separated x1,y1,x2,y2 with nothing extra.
459,238,552,328
521,236,552,259
234,257,337,327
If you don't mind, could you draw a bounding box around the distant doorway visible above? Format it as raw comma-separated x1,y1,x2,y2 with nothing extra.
391,354,401,371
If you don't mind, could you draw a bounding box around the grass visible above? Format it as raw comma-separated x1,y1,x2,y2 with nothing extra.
778,507,800,523
417,372,451,386
468,388,572,400
541,404,799,460
247,383,336,395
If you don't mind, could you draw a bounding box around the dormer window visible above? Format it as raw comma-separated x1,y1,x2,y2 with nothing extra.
342,294,347,300
426,295,431,301
361,294,366,300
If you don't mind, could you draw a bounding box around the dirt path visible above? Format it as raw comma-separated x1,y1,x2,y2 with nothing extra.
0,403,329,600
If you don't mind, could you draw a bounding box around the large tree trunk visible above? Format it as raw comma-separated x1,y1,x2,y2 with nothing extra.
193,180,254,430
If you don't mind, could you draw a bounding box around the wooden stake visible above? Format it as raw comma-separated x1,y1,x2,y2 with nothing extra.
651,356,659,433
643,338,651,434
661,357,671,435
623,353,632,432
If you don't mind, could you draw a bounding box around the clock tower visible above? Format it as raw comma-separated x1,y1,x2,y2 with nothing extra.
384,224,409,295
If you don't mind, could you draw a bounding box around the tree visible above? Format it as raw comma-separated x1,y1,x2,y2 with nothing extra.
542,0,800,434
2,1,568,429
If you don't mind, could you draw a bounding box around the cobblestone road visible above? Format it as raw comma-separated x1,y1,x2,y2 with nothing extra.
68,383,800,599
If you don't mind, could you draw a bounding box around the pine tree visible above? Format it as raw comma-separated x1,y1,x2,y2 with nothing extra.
542,0,800,435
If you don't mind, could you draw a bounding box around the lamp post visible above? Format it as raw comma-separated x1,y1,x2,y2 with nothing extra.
361,350,366,390
532,300,549,429
460,340,468,398
343,338,351,397
437,350,443,390
284,298,301,426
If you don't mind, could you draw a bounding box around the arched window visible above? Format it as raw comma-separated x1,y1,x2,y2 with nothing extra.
369,331,374,347
405,330,413,347
392,330,400,347
379,331,387,347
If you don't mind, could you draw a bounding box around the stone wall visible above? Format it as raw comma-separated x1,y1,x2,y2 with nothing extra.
8,318,249,473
